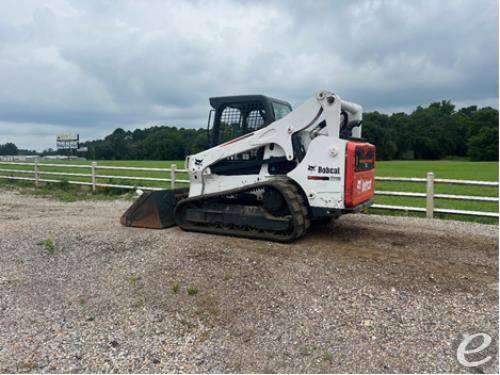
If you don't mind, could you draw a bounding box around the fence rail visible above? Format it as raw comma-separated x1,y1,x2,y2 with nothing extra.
372,172,498,218
0,160,189,191
0,161,497,219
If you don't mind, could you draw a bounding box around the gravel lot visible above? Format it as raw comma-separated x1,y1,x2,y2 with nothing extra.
0,189,498,373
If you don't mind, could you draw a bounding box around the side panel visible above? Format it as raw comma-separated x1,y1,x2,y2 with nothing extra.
344,142,375,207
287,136,347,209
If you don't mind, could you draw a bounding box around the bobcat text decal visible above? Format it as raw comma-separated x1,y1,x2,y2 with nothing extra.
308,165,340,174
307,165,341,181
318,166,340,174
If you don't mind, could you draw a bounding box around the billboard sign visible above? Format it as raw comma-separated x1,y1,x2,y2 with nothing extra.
56,133,79,150
56,133,79,142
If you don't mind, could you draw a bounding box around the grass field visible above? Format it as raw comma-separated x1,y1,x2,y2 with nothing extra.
372,160,498,224
0,159,497,223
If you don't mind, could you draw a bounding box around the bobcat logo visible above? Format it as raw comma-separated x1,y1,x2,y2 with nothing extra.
357,179,372,192
318,166,340,174
194,158,203,166
308,165,316,171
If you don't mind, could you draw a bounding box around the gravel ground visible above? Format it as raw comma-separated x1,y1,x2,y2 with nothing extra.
0,189,498,373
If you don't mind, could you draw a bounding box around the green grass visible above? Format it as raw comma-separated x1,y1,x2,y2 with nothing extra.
0,159,497,224
373,160,498,224
129,275,141,287
0,159,189,190
376,160,498,180
0,178,136,202
172,282,180,294
38,238,55,254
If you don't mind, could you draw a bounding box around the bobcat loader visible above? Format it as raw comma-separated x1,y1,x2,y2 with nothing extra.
121,90,375,242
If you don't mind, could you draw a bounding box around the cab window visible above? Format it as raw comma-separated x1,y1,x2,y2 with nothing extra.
272,101,291,120
217,102,266,144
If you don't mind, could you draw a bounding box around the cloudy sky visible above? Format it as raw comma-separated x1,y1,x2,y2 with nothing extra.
0,0,498,151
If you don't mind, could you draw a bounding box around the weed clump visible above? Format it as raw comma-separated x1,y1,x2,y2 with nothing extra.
38,238,55,254
129,275,141,286
172,282,180,294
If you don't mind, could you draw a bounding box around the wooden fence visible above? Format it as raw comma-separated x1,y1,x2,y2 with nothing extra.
0,161,497,219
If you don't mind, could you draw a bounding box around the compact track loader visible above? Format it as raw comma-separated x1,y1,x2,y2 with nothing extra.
121,90,375,242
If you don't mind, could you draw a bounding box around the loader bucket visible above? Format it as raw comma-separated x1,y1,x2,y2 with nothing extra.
120,188,188,229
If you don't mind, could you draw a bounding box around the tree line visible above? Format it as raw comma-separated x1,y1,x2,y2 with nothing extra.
0,142,38,156
79,100,497,161
81,126,210,160
362,101,498,161
2,100,498,161
0,142,19,155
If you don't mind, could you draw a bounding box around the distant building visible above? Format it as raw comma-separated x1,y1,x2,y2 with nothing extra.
0,155,85,161
0,155,38,161
42,155,86,160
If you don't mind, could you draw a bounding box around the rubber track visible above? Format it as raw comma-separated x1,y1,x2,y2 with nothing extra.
175,178,310,242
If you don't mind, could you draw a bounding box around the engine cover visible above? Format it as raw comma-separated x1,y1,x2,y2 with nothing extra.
344,142,375,207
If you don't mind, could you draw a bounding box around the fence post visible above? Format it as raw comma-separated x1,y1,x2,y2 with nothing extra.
170,164,176,190
91,162,97,192
426,172,434,219
34,158,39,188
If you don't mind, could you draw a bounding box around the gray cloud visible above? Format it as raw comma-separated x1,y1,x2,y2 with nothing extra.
0,0,497,150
